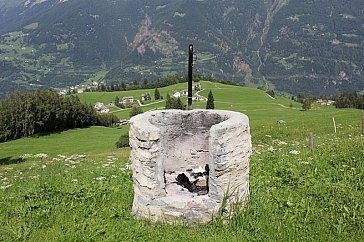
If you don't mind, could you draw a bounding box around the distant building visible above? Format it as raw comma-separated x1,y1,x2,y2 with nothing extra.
94,102,104,111
192,94,207,101
100,108,110,114
173,91,181,98
181,90,188,96
316,99,336,106
122,96,135,104
193,83,202,91
141,93,151,101
58,89,68,96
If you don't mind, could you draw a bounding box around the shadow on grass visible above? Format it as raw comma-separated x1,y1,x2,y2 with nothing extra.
31,128,70,138
0,157,25,166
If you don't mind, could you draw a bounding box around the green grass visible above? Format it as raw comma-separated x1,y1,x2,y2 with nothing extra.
0,126,128,159
1,82,363,241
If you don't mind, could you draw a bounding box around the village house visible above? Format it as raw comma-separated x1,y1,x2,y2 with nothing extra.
172,85,202,99
122,96,135,104
141,93,151,101
192,94,207,101
58,89,68,96
94,102,105,111
100,108,110,114
173,91,181,98
193,83,202,91
77,88,85,94
316,99,336,106
180,89,188,96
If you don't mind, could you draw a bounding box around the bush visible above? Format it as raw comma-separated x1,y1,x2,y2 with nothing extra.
115,134,129,148
266,90,276,98
97,113,119,127
129,105,143,118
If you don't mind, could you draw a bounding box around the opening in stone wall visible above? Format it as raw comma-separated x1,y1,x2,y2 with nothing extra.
149,111,227,197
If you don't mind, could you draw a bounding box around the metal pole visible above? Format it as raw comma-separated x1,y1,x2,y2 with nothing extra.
188,44,193,110
309,132,314,150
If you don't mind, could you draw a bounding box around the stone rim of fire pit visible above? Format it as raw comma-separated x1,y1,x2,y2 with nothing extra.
129,109,252,224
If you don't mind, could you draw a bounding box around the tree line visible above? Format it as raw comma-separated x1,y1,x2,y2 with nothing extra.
334,92,364,109
0,90,119,142
83,74,238,94
294,92,364,110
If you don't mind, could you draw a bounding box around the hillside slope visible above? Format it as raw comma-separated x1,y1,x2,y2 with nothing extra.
0,81,363,241
0,0,363,96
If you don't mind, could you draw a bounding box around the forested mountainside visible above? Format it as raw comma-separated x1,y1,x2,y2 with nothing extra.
0,0,363,96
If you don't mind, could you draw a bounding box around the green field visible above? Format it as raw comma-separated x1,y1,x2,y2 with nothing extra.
1,82,363,241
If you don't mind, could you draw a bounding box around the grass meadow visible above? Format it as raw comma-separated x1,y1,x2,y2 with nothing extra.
1,82,363,241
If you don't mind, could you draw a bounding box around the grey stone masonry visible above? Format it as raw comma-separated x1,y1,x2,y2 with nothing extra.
129,109,252,224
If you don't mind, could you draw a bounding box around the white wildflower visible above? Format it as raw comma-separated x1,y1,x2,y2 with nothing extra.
289,150,300,155
34,153,48,159
0,184,12,190
20,154,33,159
274,140,287,145
267,146,276,152
95,176,106,181
71,179,78,182
66,154,86,161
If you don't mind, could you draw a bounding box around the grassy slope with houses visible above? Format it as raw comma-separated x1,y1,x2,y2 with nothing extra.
0,81,363,241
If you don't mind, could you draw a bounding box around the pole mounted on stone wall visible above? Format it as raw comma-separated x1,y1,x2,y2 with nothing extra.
188,44,193,110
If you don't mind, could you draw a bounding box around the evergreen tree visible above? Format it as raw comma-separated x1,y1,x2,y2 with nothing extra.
154,88,161,100
206,90,215,109
121,82,127,91
165,93,173,109
114,96,120,106
175,98,186,110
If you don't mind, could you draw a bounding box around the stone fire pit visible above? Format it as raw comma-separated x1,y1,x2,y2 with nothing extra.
129,109,252,224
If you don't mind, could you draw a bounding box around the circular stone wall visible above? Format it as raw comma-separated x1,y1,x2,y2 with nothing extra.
129,109,252,224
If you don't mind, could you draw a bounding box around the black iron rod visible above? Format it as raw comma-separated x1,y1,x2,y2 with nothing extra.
188,44,193,110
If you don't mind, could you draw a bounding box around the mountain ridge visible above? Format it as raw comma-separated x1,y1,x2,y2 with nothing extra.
0,0,363,96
